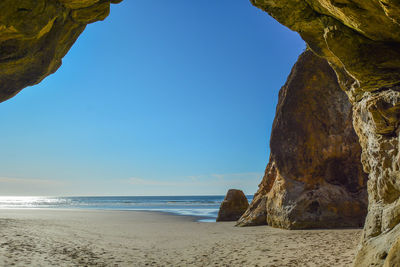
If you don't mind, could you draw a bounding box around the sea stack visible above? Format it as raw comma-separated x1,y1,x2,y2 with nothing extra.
237,50,368,229
217,189,249,222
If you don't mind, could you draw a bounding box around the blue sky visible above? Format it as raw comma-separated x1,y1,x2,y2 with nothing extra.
0,1,304,196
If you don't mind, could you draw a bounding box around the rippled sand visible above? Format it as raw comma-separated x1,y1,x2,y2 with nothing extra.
0,209,361,266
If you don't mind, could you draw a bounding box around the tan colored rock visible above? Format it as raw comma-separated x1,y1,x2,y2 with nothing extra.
351,90,400,266
251,0,400,100
1,0,400,265
71,2,110,24
0,0,121,103
251,0,400,265
59,0,100,9
384,237,400,267
237,50,368,229
216,189,249,222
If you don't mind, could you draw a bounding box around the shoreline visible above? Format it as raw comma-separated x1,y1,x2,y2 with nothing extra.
0,209,361,266
0,207,214,223
0,207,366,229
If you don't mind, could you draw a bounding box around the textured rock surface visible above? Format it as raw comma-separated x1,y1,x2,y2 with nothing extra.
2,0,400,265
384,237,400,267
0,0,121,102
216,189,249,222
237,50,368,229
251,0,400,102
352,90,400,266
251,0,400,265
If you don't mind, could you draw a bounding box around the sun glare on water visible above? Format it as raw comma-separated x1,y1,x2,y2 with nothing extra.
0,196,62,208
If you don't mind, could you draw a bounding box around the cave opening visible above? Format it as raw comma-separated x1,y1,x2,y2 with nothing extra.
0,0,305,196
4,0,396,266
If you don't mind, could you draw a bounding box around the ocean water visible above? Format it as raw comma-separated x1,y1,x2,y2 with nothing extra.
0,195,253,222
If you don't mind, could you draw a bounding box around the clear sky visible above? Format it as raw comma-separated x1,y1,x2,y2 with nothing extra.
0,1,304,196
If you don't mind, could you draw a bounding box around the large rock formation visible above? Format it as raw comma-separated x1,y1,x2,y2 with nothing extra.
237,50,368,229
217,189,249,222
0,0,121,102
250,0,400,265
2,0,400,265
384,237,400,267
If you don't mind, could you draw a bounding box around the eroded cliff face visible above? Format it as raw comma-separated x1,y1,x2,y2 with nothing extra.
0,0,121,102
237,50,368,229
2,0,400,265
251,0,400,265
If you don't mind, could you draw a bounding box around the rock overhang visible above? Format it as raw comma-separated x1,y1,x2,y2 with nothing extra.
0,0,122,103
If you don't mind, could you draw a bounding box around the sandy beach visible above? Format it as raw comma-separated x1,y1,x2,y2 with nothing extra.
0,209,361,266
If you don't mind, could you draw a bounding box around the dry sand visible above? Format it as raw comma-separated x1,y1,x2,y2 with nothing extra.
0,209,361,266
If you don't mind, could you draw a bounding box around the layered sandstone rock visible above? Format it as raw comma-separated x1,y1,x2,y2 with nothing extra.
0,0,121,102
237,50,368,229
251,0,400,265
216,189,249,222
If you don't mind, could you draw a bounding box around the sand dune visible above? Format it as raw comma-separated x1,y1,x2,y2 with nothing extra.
0,209,360,266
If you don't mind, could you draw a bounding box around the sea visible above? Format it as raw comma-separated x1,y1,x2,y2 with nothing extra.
0,195,253,222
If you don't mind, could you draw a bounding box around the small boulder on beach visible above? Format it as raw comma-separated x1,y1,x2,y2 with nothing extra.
216,189,249,222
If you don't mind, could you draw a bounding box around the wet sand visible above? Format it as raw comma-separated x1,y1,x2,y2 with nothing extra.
0,209,361,266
